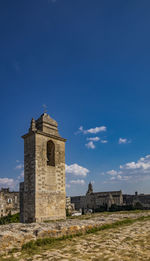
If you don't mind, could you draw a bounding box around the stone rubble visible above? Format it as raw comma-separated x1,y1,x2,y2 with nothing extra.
0,211,150,254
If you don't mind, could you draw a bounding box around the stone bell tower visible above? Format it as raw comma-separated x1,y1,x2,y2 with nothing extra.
20,113,66,223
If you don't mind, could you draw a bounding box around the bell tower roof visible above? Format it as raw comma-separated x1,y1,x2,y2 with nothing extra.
86,182,93,195
35,113,59,136
36,113,58,128
22,113,66,142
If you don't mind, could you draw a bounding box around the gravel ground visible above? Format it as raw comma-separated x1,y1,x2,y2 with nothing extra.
2,218,150,261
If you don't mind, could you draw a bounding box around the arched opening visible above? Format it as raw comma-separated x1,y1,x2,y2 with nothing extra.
47,140,55,166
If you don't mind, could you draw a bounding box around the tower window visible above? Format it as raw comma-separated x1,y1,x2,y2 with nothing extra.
8,198,12,204
47,140,55,166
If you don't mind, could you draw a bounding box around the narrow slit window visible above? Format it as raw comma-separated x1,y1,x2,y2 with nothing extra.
47,140,55,166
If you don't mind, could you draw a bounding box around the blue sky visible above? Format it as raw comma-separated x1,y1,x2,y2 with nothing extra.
1,0,150,196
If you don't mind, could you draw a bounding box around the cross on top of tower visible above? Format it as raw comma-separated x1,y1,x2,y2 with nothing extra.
42,104,48,113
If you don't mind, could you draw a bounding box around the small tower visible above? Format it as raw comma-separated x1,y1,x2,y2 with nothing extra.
20,113,66,223
86,182,93,195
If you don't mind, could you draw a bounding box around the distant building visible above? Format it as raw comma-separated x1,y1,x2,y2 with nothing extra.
66,197,75,215
71,183,123,212
0,188,19,217
71,184,150,212
123,192,150,209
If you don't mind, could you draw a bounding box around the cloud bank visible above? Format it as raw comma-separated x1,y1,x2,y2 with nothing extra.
105,155,150,182
85,141,95,149
78,126,107,135
87,137,100,141
118,138,131,144
70,179,85,185
65,163,89,177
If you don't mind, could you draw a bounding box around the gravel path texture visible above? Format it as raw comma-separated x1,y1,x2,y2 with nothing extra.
1,212,150,261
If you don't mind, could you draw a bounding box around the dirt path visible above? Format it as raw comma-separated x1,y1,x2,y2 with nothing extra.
4,219,150,261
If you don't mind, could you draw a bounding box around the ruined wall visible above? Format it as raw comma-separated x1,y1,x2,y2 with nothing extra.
66,197,75,214
0,188,19,217
134,195,150,208
123,194,150,208
71,196,86,210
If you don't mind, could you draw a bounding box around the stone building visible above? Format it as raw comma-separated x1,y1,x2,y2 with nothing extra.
20,113,66,223
66,197,75,215
71,183,123,212
0,188,19,217
123,192,150,209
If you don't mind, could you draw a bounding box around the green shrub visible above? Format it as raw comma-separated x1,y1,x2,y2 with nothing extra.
0,213,19,225
108,204,145,212
66,209,71,217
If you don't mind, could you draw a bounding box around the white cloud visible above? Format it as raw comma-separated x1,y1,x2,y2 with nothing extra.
20,171,24,178
70,179,85,185
85,126,106,134
85,141,95,149
86,137,107,149
0,160,25,190
17,171,24,180
107,170,118,176
15,161,24,181
78,125,107,135
105,154,150,183
110,175,130,181
65,163,89,177
120,155,150,171
0,178,15,188
0,171,24,191
117,175,122,180
118,138,131,144
87,137,100,142
15,163,24,170
76,125,107,150
85,138,108,148
79,126,84,132
101,140,108,143
110,176,116,180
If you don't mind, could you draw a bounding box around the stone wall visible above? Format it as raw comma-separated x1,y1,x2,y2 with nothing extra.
66,197,75,214
0,188,19,217
123,193,150,208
